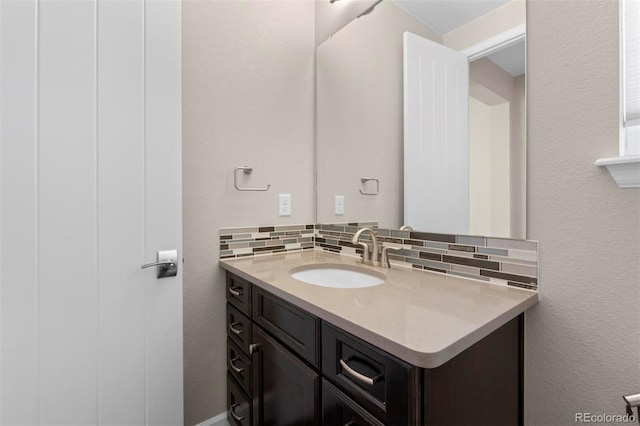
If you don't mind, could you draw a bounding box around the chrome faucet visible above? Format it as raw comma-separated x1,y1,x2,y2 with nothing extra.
351,227,380,266
380,245,401,268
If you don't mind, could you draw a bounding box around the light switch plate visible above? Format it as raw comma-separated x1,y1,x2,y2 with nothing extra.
279,194,291,216
335,195,345,215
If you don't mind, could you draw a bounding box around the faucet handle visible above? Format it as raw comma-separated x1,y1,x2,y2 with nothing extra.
354,242,370,262
381,245,402,268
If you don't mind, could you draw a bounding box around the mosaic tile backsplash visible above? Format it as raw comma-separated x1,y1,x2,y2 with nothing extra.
220,222,538,291
219,224,316,258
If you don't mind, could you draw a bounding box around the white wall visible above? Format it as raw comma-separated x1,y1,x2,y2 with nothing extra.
469,97,494,236
469,97,511,237
490,102,511,236
526,0,640,423
182,1,315,423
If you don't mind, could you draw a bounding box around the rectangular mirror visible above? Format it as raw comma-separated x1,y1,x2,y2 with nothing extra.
316,0,526,238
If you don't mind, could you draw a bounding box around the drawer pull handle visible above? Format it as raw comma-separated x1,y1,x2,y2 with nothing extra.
230,403,245,422
229,322,244,335
229,287,243,297
229,357,244,373
339,358,383,386
249,343,261,355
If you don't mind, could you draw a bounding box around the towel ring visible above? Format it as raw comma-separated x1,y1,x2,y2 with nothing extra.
359,177,379,196
234,166,271,191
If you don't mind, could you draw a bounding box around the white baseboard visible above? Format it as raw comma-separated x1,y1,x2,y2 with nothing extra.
195,411,227,426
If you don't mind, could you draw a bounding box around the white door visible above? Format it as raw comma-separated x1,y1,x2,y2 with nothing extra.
403,32,469,234
0,1,183,425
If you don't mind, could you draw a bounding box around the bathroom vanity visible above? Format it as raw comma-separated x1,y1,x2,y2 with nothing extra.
220,251,537,426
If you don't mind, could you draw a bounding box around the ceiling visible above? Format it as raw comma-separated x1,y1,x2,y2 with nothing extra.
391,0,523,76
392,0,511,35
486,38,525,76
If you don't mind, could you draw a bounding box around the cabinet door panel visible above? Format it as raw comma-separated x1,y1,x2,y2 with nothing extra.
322,379,384,426
252,327,319,426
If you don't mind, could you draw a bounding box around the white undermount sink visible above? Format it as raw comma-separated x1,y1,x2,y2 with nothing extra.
289,263,386,288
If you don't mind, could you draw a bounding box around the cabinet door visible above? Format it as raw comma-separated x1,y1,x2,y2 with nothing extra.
252,326,320,426
322,379,384,426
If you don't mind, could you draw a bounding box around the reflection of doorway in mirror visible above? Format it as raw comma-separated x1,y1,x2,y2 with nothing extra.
468,56,526,238
469,95,510,238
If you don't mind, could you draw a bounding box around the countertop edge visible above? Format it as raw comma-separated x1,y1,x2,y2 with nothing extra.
219,259,538,369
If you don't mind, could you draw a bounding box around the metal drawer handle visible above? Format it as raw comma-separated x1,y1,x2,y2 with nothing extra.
339,358,383,386
229,322,244,335
624,393,640,408
229,287,243,297
229,357,244,373
249,343,260,355
624,393,640,421
230,403,245,422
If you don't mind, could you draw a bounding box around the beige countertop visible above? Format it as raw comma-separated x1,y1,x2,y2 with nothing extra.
219,250,538,368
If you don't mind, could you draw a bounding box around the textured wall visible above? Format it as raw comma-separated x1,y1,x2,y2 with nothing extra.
526,0,640,424
182,1,315,424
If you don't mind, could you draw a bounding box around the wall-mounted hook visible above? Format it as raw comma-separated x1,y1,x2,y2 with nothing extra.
359,177,379,195
234,166,271,191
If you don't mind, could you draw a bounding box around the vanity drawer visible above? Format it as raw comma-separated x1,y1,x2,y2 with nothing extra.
227,372,252,426
322,379,384,426
322,323,419,425
227,303,252,355
228,338,252,397
227,273,251,317
252,286,320,367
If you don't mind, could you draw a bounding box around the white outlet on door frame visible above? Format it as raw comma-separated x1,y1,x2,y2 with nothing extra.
279,194,292,216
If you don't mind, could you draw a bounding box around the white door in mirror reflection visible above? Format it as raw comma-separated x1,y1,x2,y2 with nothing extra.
403,32,469,234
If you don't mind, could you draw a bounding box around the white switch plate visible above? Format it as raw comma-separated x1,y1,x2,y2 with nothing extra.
279,194,291,216
335,195,345,215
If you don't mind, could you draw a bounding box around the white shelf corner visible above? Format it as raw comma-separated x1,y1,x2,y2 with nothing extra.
594,155,640,188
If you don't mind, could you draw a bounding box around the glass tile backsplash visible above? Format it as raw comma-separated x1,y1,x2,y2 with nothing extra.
219,222,538,291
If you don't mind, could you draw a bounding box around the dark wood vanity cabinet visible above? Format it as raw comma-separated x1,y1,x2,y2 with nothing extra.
225,272,523,426
251,326,320,425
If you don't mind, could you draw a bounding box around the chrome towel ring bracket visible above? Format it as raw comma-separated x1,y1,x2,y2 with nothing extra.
359,177,379,195
234,166,271,191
